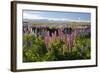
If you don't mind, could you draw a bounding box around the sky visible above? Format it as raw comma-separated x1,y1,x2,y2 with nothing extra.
23,10,91,22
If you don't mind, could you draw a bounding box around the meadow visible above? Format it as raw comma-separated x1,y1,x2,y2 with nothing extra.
23,22,91,62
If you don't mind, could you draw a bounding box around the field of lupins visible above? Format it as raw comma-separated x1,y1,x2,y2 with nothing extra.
23,24,91,62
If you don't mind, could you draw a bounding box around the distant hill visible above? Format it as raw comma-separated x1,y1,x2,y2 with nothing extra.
23,19,91,26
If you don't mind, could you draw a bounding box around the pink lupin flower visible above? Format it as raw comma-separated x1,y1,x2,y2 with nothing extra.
54,31,57,37
58,29,64,40
52,31,57,40
66,31,76,53
44,31,51,51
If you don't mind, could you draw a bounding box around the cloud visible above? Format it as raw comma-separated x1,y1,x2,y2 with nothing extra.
23,12,70,21
23,12,46,19
23,12,90,22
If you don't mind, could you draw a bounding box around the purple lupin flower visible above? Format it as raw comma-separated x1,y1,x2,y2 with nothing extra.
83,28,91,36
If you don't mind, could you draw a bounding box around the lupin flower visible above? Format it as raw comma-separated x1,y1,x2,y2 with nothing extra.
58,29,64,40
52,31,57,40
44,30,59,52
44,31,51,51
66,31,76,53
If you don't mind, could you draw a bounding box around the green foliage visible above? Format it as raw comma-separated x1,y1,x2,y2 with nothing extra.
23,35,47,62
74,36,91,59
23,34,91,62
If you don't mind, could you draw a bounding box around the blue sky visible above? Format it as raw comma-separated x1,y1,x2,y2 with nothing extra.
23,10,91,22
